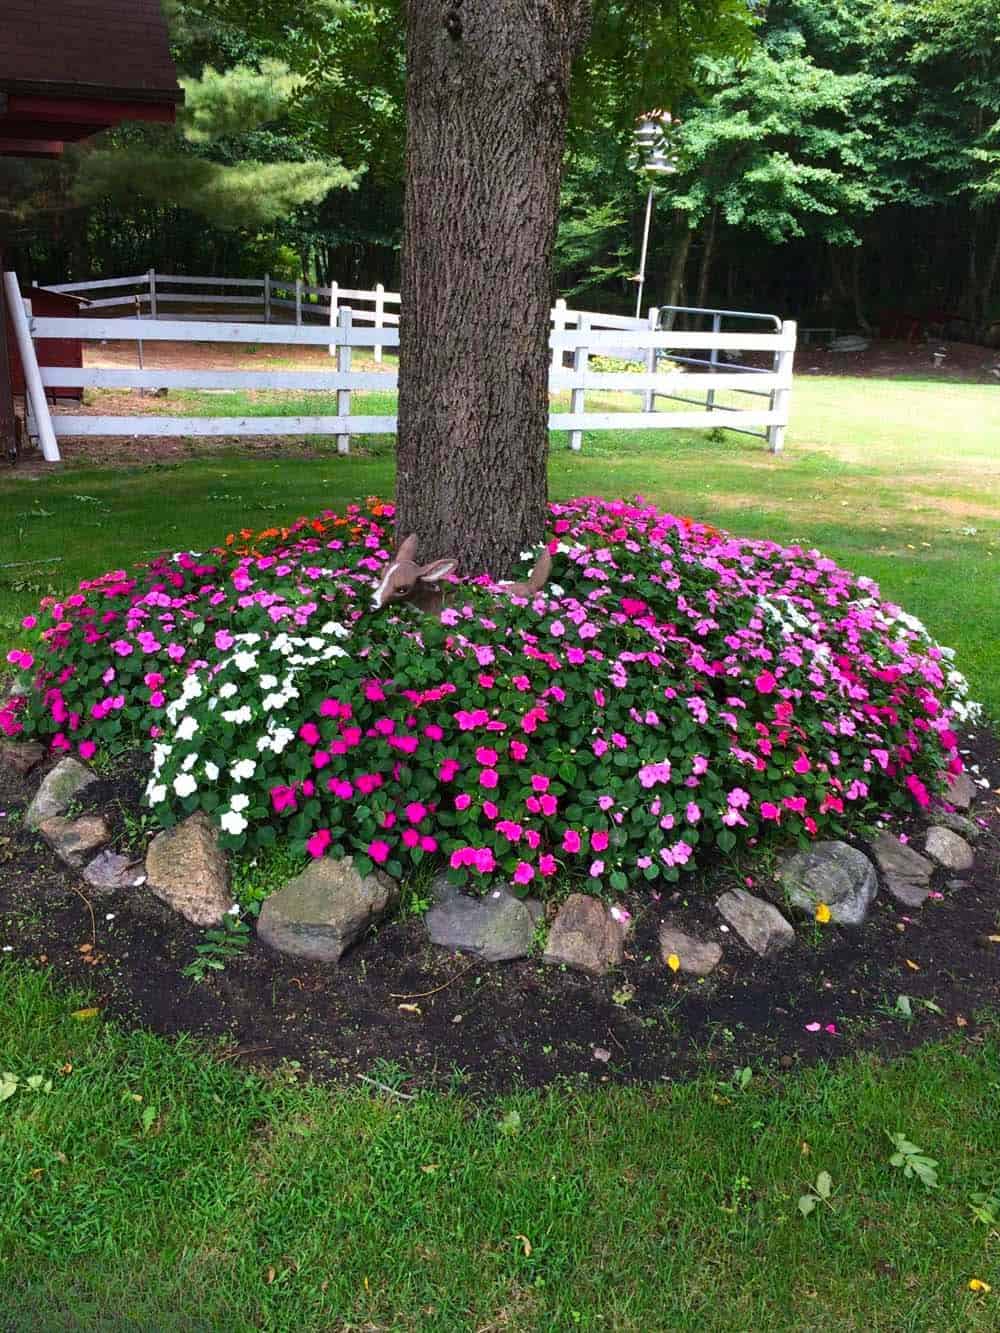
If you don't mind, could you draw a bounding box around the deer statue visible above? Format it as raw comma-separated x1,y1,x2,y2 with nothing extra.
371,536,552,615
371,534,457,613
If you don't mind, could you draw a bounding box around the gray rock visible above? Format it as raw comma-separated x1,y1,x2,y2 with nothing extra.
658,925,723,976
38,814,110,869
943,771,976,811
257,855,399,962
870,831,935,908
0,740,46,777
923,809,981,843
145,812,231,927
542,893,629,976
24,757,97,831
925,825,974,872
716,889,795,957
426,887,541,962
428,871,460,905
778,840,877,926
83,849,147,894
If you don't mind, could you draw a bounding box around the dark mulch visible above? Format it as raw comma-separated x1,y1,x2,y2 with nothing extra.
1,731,998,1095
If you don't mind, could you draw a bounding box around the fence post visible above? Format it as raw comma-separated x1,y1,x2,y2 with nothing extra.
707,312,722,413
569,314,589,453
327,281,339,357
767,319,796,454
373,282,385,364
551,297,567,373
2,273,60,462
147,268,157,320
263,273,271,324
337,306,352,455
295,278,302,327
643,306,659,412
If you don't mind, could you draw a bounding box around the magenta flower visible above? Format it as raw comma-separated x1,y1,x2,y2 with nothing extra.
298,721,320,746
563,829,581,853
306,828,331,858
405,801,428,824
368,839,391,864
479,768,499,789
513,861,534,885
270,785,297,813
591,830,609,852
755,670,776,694
475,746,498,765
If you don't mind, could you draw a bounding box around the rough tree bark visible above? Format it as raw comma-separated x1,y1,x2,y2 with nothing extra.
395,0,591,577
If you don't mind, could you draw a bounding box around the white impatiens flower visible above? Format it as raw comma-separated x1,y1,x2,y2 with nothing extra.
173,773,197,798
234,652,258,673
222,706,253,725
219,810,248,836
270,727,295,754
176,715,199,741
259,674,279,690
218,682,238,700
230,793,250,812
147,782,167,805
234,632,261,646
181,753,199,772
230,758,256,782
262,692,289,712
203,761,220,781
319,620,350,639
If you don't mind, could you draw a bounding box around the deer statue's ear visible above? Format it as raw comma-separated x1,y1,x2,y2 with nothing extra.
397,534,419,562
527,548,553,592
418,559,457,583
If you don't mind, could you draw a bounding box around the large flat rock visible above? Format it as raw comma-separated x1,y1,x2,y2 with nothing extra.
543,894,628,976
658,925,723,976
24,758,97,831
426,887,541,962
716,889,794,957
145,812,231,927
778,841,877,926
870,831,934,908
257,856,399,962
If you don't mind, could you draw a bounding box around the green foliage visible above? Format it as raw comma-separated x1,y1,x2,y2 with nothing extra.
887,1131,940,1189
797,1169,834,1216
180,914,251,982
180,60,305,144
76,149,357,230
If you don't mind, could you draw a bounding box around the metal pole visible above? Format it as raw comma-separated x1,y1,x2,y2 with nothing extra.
635,183,655,319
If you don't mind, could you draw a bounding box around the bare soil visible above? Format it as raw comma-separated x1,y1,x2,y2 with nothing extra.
2,729,998,1095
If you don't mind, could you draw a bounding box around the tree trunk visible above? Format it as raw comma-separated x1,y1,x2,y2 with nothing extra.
661,217,693,321
395,0,591,577
695,206,717,317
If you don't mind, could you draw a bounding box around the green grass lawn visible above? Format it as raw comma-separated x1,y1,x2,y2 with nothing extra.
4,966,1000,1332
1,373,999,1330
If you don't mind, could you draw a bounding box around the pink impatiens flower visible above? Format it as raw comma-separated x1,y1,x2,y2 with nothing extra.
513,861,534,885
306,828,331,858
368,839,391,864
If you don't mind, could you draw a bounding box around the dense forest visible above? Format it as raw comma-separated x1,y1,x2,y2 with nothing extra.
2,0,998,342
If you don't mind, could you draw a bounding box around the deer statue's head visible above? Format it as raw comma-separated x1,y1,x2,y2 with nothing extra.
371,534,457,611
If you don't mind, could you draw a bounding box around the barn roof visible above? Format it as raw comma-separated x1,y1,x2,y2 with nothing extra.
0,0,181,157
1,0,182,103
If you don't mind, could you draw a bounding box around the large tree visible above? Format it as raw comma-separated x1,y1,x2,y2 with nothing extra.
392,0,752,575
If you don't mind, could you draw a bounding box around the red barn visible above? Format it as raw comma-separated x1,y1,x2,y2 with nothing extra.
0,0,181,159
1,0,182,451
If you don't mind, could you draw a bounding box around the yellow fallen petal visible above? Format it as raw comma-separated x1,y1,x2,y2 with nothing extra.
905,959,920,971
667,953,681,973
969,1279,991,1293
815,903,832,924
70,1007,100,1021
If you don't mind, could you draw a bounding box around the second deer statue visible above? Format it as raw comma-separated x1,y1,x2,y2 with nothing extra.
371,535,552,615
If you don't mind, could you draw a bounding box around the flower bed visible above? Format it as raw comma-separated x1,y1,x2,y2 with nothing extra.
1,497,980,895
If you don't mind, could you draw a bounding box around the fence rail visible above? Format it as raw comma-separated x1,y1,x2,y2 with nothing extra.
10,272,795,463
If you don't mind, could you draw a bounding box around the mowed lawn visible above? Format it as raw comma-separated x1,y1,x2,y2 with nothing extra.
1,374,1000,1330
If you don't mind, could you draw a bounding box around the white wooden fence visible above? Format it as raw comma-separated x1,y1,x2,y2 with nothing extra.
8,272,796,464
39,269,399,363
